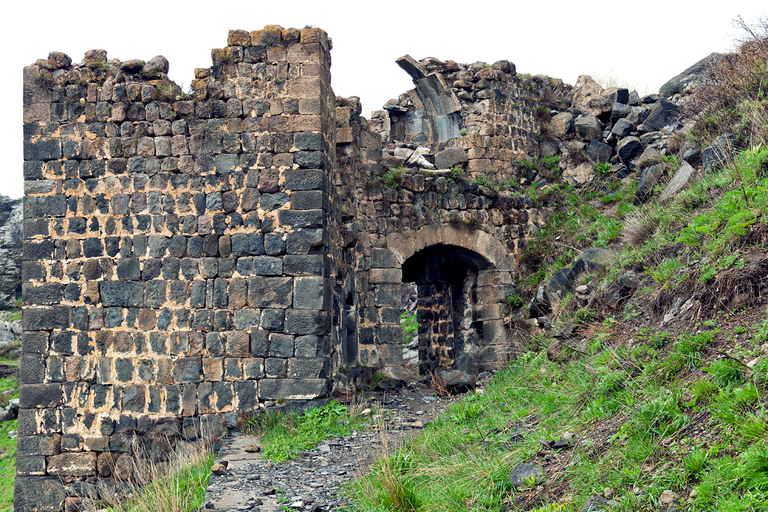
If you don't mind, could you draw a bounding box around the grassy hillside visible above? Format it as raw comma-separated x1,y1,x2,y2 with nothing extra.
343,18,768,512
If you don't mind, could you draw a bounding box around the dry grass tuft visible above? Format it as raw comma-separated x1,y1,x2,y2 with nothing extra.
82,422,217,512
622,210,657,246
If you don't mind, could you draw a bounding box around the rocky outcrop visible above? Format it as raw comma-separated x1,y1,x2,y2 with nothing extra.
0,196,22,311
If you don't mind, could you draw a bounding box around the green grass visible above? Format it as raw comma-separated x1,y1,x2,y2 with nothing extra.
247,400,372,462
401,311,418,344
0,420,16,511
343,316,768,511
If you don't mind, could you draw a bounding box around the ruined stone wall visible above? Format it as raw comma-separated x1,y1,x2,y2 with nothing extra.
370,56,555,181
18,26,339,511
17,25,557,510
336,98,527,376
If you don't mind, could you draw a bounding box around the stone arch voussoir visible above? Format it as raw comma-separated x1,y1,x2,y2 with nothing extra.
386,224,517,272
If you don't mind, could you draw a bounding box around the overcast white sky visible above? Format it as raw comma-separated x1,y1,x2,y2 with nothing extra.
2,1,763,199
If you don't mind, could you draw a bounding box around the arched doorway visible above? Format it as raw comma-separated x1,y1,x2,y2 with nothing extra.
386,225,519,376
403,244,491,375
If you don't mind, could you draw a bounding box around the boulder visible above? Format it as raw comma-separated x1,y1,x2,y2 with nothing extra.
434,147,467,169
634,164,668,205
603,88,629,105
567,248,618,286
701,133,738,172
586,140,612,163
639,98,680,132
508,462,544,487
659,160,696,202
141,55,169,77
611,118,635,138
610,102,633,125
437,370,475,394
616,137,644,167
571,75,611,117
529,284,551,317
660,53,722,98
575,115,604,141
563,162,594,186
551,112,575,138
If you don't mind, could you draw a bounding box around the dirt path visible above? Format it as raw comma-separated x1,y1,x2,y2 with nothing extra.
203,382,459,512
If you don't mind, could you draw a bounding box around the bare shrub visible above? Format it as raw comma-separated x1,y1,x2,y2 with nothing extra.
686,16,768,147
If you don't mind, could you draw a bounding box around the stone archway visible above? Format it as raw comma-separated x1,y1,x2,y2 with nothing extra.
385,226,518,375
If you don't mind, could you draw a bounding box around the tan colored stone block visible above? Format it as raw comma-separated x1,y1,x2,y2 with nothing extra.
227,29,250,47
203,358,223,382
267,45,287,63
467,158,492,174
298,98,322,115
477,270,513,287
300,28,329,48
47,452,97,477
337,126,354,144
287,43,323,64
65,357,80,382
286,77,323,98
473,303,502,321
288,115,324,132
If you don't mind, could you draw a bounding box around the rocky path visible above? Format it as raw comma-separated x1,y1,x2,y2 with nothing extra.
201,383,455,512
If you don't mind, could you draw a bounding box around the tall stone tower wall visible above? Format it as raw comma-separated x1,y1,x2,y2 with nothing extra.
18,26,340,510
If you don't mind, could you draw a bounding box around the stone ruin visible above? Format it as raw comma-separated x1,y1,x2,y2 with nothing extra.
18,25,556,510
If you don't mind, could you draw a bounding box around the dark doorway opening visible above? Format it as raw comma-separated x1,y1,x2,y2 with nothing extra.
402,244,492,376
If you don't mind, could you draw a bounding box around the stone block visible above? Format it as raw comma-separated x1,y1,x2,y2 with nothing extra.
14,477,65,512
20,383,63,408
282,169,328,192
16,455,47,476
243,358,264,380
265,358,287,378
374,284,400,307
258,378,328,400
247,276,292,308
293,277,331,310
24,138,62,161
260,308,284,331
378,324,401,345
269,333,294,358
371,248,397,268
226,332,250,357
290,190,327,210
477,270,513,287
283,254,329,276
251,256,282,276
435,147,467,169
250,330,269,357
99,281,144,308
482,319,507,345
236,381,259,410
24,194,67,218
47,452,98,476
288,358,329,379
278,209,324,228
172,358,202,384
285,310,330,336
369,268,402,284
23,306,70,331
285,229,327,254
17,434,61,456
